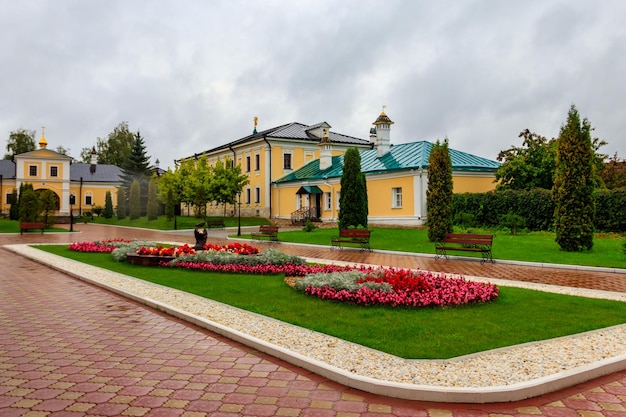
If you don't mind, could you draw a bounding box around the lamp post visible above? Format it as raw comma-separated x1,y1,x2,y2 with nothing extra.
237,192,242,237
69,194,75,232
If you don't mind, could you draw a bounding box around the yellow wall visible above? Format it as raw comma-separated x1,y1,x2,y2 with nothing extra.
366,176,415,217
452,174,497,193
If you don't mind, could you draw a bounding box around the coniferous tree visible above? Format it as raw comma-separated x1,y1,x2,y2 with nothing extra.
552,105,595,251
120,131,152,214
129,179,141,220
9,189,19,220
18,186,40,222
427,138,454,242
146,176,159,220
116,187,127,220
39,190,57,228
338,147,368,229
103,191,114,218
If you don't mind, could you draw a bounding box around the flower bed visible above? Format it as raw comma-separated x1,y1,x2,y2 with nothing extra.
294,268,499,307
68,238,133,253
68,240,498,308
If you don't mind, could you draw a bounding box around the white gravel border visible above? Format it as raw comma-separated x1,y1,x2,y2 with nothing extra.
7,244,626,403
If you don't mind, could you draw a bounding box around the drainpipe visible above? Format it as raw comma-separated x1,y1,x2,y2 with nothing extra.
263,136,272,219
79,177,83,216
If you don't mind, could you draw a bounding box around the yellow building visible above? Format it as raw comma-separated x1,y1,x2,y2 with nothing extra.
273,111,500,226
177,119,373,217
179,111,500,226
0,132,122,218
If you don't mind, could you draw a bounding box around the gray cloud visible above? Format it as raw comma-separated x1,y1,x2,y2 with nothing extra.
1,0,624,169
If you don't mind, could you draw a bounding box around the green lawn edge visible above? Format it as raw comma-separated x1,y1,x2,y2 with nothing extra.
244,227,626,269
35,245,626,360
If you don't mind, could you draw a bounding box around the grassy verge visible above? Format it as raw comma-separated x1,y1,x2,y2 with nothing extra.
0,219,69,234
251,227,626,269
36,245,626,359
88,215,270,229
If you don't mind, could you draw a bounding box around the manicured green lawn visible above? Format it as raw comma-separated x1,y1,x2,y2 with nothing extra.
253,227,626,269
0,219,69,234
0,215,270,233
36,245,626,359
89,215,270,229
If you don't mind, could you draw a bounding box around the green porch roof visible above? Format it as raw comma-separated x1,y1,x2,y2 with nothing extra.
274,141,500,184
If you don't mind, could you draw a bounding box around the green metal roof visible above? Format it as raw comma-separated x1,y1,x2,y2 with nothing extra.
274,141,500,184
296,185,323,194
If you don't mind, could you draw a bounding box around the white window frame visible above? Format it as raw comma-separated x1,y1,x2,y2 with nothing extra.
254,187,261,204
324,192,331,210
85,193,93,206
29,165,38,177
392,187,402,208
50,166,58,177
336,191,341,211
283,151,292,170
245,188,251,205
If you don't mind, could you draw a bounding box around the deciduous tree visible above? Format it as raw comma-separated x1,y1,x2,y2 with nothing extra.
5,129,36,159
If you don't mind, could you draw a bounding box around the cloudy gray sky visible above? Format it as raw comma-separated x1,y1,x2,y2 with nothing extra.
2,0,625,170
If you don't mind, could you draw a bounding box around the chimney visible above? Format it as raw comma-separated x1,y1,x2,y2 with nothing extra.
372,107,394,157
318,128,333,170
90,146,97,174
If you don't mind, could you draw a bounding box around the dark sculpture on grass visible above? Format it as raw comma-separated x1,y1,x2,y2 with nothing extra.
194,222,207,250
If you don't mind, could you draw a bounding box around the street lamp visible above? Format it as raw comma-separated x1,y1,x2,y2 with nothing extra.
69,194,75,232
237,192,242,236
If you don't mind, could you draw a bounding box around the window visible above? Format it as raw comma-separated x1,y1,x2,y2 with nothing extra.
50,166,58,177
255,154,260,171
29,165,37,176
255,187,260,204
392,187,402,208
85,195,93,206
324,192,331,210
246,188,251,204
246,156,251,172
5,192,12,205
69,194,76,205
283,153,292,170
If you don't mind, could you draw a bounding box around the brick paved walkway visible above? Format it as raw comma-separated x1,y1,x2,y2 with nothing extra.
2,224,626,416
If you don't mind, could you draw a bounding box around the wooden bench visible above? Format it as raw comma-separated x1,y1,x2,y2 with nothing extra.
20,221,45,235
435,233,494,264
205,219,225,228
251,225,279,241
331,229,372,252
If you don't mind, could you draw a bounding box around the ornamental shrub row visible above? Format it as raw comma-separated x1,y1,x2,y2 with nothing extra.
453,189,625,232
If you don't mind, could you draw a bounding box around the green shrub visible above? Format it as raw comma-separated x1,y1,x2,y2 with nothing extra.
453,212,477,229
500,212,526,235
303,220,317,232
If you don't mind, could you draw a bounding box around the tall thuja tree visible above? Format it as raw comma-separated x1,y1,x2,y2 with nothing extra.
338,147,368,229
146,175,159,220
39,190,57,228
128,179,141,220
120,131,152,214
427,138,454,242
103,191,114,218
18,184,39,222
116,187,127,220
552,105,595,251
9,189,19,220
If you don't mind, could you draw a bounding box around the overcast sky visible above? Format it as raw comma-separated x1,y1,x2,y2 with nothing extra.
2,0,625,170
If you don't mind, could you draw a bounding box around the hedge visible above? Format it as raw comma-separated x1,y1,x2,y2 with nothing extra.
452,189,625,233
